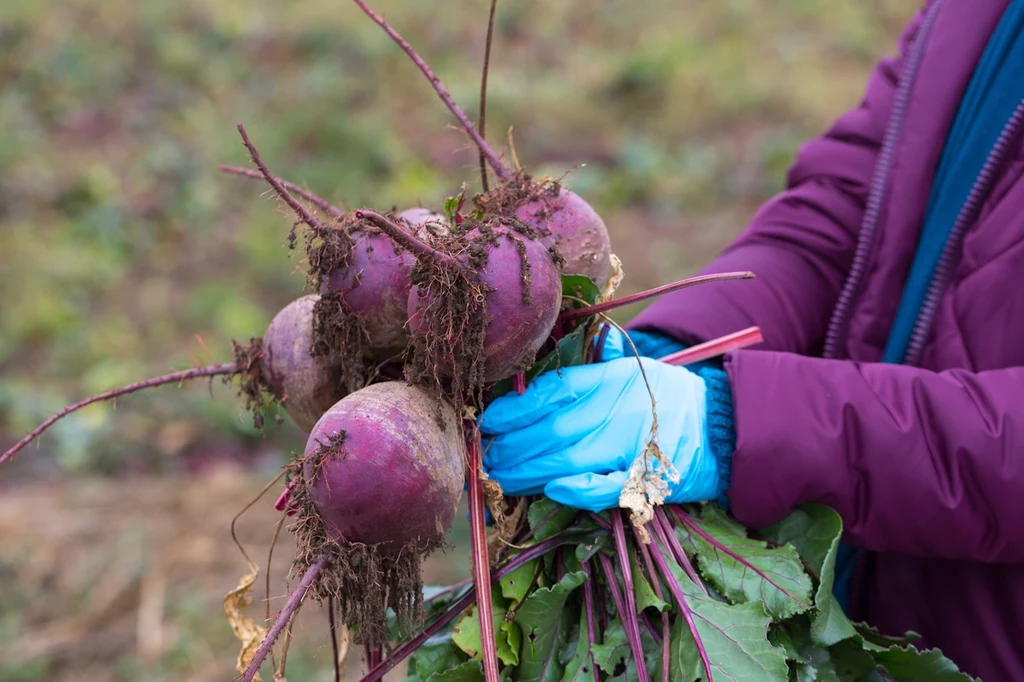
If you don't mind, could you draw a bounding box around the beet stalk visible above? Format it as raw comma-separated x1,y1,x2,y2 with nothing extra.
218,165,345,220
1,363,239,465
243,552,331,682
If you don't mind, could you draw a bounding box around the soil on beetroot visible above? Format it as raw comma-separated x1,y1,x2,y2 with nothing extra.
286,453,431,650
229,336,278,431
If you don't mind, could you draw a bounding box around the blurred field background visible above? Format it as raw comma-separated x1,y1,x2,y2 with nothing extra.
0,1,918,680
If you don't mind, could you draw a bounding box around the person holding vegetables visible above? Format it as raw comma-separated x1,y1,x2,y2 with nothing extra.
479,1,1024,679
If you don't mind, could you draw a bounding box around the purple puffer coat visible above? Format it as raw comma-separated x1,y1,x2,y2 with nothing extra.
631,1,1024,679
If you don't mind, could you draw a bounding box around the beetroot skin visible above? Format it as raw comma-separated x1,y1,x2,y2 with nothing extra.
261,294,346,432
320,209,447,360
407,225,563,383
516,187,612,285
302,381,463,553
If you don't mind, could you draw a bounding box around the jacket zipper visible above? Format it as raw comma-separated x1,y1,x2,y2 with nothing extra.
902,98,1024,365
819,0,945,622
821,0,945,361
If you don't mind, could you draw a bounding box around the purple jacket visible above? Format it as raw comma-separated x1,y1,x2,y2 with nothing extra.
632,1,1024,679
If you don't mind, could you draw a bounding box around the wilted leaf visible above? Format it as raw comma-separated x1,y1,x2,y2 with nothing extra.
223,566,267,682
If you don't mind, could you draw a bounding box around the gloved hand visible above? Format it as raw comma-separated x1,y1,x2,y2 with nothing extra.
479,356,727,512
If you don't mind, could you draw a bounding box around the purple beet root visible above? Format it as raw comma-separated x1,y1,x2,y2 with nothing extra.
407,224,563,383
398,207,447,233
320,209,448,360
302,381,463,554
516,186,612,285
261,294,346,433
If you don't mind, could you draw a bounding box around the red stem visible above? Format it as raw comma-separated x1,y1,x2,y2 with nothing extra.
218,165,345,220
1,363,238,465
243,553,330,682
653,509,707,595
611,513,652,682
634,537,670,682
354,210,458,267
274,478,299,515
235,124,331,236
477,0,499,192
464,424,501,682
513,372,526,395
559,272,755,323
659,326,763,366
357,532,587,682
649,521,713,681
351,0,514,183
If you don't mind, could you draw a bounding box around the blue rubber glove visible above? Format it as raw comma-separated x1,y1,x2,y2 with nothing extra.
479,356,728,512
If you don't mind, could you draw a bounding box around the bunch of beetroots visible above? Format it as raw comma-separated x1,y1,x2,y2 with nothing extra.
0,1,755,678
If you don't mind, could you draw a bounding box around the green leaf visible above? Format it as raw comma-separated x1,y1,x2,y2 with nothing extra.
629,550,669,614
500,558,539,606
827,639,878,680
425,659,486,682
561,607,596,682
870,646,979,682
678,505,813,621
560,274,603,308
758,504,856,646
514,571,588,682
411,640,470,681
782,621,841,682
665,563,789,682
853,622,921,650
452,590,520,666
443,194,463,225
527,498,580,542
590,619,629,676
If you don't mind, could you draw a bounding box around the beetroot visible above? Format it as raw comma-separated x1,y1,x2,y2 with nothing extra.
292,380,464,645
302,381,462,551
261,294,346,432
515,185,612,285
317,208,449,363
354,210,562,391
407,222,563,384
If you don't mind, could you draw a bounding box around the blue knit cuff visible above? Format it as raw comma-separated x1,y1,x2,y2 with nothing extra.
693,364,736,510
627,329,688,358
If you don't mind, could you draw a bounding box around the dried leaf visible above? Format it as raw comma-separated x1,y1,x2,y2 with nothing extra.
223,566,267,682
600,253,625,301
618,416,679,542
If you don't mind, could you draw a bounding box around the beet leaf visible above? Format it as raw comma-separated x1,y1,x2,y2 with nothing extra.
513,571,588,682
757,504,855,647
674,505,813,621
